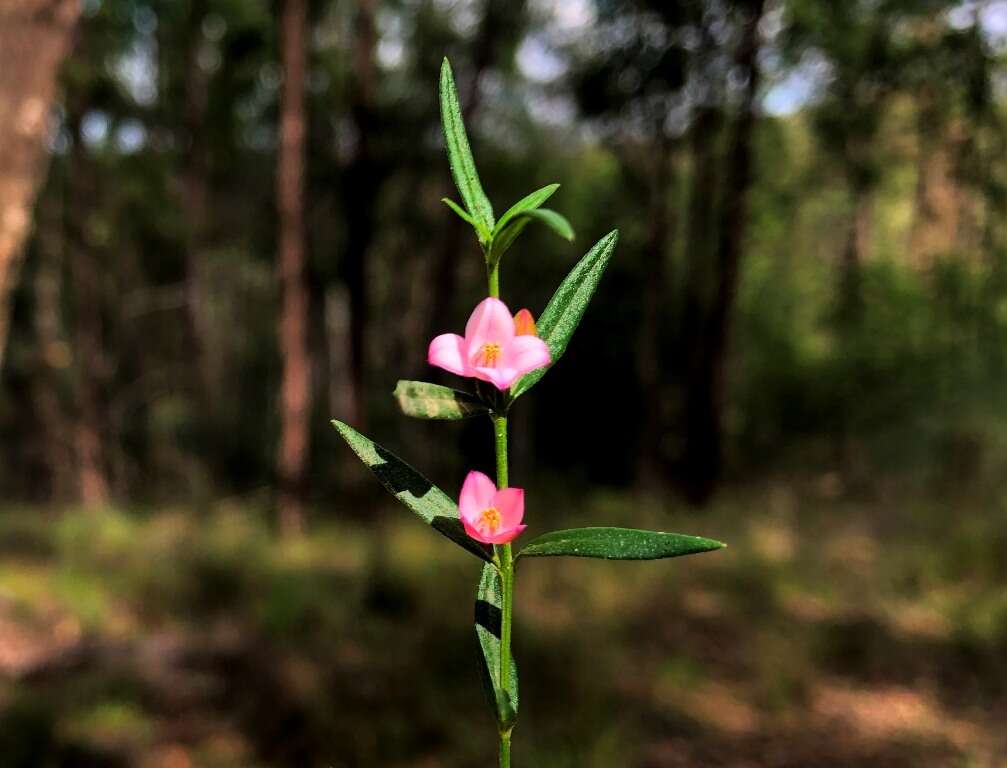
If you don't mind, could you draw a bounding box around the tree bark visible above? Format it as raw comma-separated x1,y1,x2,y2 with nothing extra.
66,115,110,508
182,0,217,406
680,0,765,504
32,186,73,502
341,0,379,429
839,178,871,325
277,0,311,535
636,136,676,490
0,0,81,371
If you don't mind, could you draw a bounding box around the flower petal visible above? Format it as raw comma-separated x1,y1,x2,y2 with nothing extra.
482,523,526,544
503,335,551,377
459,470,496,522
428,333,469,376
471,366,520,391
493,487,525,529
465,297,515,350
513,308,537,336
463,517,496,544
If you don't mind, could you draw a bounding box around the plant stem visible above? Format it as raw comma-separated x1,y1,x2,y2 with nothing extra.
493,412,514,767
499,730,512,767
489,256,513,766
488,261,500,299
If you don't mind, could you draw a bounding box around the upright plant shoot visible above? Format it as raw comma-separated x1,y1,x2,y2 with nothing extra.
333,58,726,767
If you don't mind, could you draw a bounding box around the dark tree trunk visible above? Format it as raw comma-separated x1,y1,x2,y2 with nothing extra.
182,0,216,406
0,0,80,371
680,0,766,504
277,0,311,535
636,136,676,490
33,187,73,502
341,0,379,429
675,104,723,493
66,116,110,508
839,178,871,326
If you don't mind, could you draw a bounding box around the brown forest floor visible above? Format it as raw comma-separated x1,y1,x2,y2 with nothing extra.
0,473,1005,767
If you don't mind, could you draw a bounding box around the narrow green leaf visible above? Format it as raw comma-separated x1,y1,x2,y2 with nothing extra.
331,420,492,562
441,198,476,227
394,380,489,420
488,203,575,266
521,208,574,241
517,527,726,561
510,230,619,398
475,562,519,727
439,58,494,233
493,183,560,236
487,217,531,265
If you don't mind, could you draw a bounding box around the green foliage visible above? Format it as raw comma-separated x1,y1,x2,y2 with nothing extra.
439,58,495,243
511,230,620,398
440,59,574,266
331,420,492,562
394,380,490,420
493,184,560,235
475,563,519,727
442,198,477,227
487,184,574,265
517,527,725,561
514,208,574,242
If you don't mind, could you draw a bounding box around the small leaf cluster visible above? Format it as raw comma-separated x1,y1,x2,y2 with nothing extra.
439,60,574,269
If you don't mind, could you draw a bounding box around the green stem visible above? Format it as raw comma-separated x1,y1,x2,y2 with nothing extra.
489,257,512,768
493,407,514,767
499,730,512,767
488,261,500,299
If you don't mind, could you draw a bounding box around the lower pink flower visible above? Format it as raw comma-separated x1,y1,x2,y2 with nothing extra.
428,297,551,391
458,470,527,544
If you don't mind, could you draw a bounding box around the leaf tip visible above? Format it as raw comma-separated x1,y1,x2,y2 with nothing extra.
331,419,353,439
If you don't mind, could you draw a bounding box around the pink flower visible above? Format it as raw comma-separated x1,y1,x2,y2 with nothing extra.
458,470,527,544
428,297,551,391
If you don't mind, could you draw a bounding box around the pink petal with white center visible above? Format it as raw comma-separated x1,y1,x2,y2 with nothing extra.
503,335,551,377
428,333,468,376
493,487,525,529
459,470,496,522
465,297,515,349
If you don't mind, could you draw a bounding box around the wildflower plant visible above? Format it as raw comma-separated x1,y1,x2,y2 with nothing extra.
333,58,726,767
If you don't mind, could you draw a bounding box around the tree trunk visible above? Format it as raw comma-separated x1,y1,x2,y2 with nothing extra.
277,0,311,536
33,187,73,502
182,0,216,406
680,0,765,504
0,0,81,371
636,137,676,490
839,179,871,326
675,104,722,496
66,116,110,508
341,0,379,429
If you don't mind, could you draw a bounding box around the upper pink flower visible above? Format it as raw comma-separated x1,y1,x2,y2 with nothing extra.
458,470,527,544
428,297,551,390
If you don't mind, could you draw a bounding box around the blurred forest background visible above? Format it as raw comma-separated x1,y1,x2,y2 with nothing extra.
2,0,1007,766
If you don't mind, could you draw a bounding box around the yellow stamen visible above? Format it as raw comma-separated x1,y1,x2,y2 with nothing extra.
479,506,501,533
475,342,502,367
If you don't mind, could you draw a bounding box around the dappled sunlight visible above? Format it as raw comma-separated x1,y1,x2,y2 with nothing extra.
0,477,1004,765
